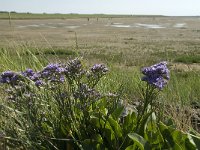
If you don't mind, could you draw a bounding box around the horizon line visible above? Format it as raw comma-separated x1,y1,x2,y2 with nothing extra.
0,11,200,17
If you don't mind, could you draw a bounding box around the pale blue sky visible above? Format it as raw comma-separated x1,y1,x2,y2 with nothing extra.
0,0,199,16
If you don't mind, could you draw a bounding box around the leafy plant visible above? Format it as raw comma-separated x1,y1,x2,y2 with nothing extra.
0,59,200,150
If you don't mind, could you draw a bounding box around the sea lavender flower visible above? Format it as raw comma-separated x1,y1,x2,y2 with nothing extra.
41,71,50,77
65,59,85,78
0,71,20,85
30,72,41,81
66,59,82,73
56,67,66,74
141,61,170,90
73,83,100,100
22,69,35,77
40,63,66,84
35,80,43,87
59,75,65,82
91,64,108,75
43,63,59,72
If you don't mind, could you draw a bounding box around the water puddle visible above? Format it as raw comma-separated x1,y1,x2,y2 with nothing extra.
173,23,186,28
136,23,165,29
112,23,123,25
110,24,131,28
106,23,166,29
16,24,40,28
26,25,40,27
64,26,80,29
17,25,27,28
16,23,81,29
46,26,57,28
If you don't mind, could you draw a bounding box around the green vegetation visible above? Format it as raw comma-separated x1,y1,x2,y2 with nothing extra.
174,54,200,64
0,52,200,149
0,16,200,149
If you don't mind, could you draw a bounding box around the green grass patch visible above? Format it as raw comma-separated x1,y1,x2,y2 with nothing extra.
174,55,200,64
36,48,77,56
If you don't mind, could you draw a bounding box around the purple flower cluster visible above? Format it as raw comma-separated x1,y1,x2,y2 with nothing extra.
40,63,66,83
141,61,170,90
22,69,34,77
91,64,108,75
0,59,109,90
22,69,43,86
23,64,67,86
86,64,109,87
65,59,83,77
0,71,20,86
74,83,100,100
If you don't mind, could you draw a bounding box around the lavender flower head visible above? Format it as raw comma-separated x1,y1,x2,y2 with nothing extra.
22,69,35,78
0,71,20,85
43,64,59,72
141,61,170,90
74,83,100,100
40,63,66,83
91,64,108,75
35,80,43,87
66,59,82,74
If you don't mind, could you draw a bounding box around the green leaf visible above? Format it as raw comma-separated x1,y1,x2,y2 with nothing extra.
159,122,197,150
90,116,104,128
108,117,122,138
128,133,151,150
138,112,152,137
82,139,104,150
92,134,103,144
90,116,116,145
125,145,136,150
189,133,200,149
123,112,137,132
111,106,124,120
185,134,197,150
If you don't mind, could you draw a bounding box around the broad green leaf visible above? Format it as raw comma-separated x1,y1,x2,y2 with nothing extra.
123,112,137,132
138,112,152,137
90,116,105,128
145,130,163,145
90,116,116,145
128,133,151,150
189,133,200,149
125,145,136,150
92,134,103,144
159,122,179,149
185,134,197,150
159,122,197,150
108,117,122,138
111,106,124,120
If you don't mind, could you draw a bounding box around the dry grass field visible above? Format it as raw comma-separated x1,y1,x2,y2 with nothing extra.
1,16,200,67
0,16,199,105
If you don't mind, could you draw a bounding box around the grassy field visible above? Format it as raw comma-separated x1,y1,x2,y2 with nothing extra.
0,15,200,99
0,15,200,149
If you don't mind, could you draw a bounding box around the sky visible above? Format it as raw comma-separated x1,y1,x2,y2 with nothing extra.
0,0,200,16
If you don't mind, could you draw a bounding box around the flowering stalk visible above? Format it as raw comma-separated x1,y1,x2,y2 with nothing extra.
136,62,170,132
